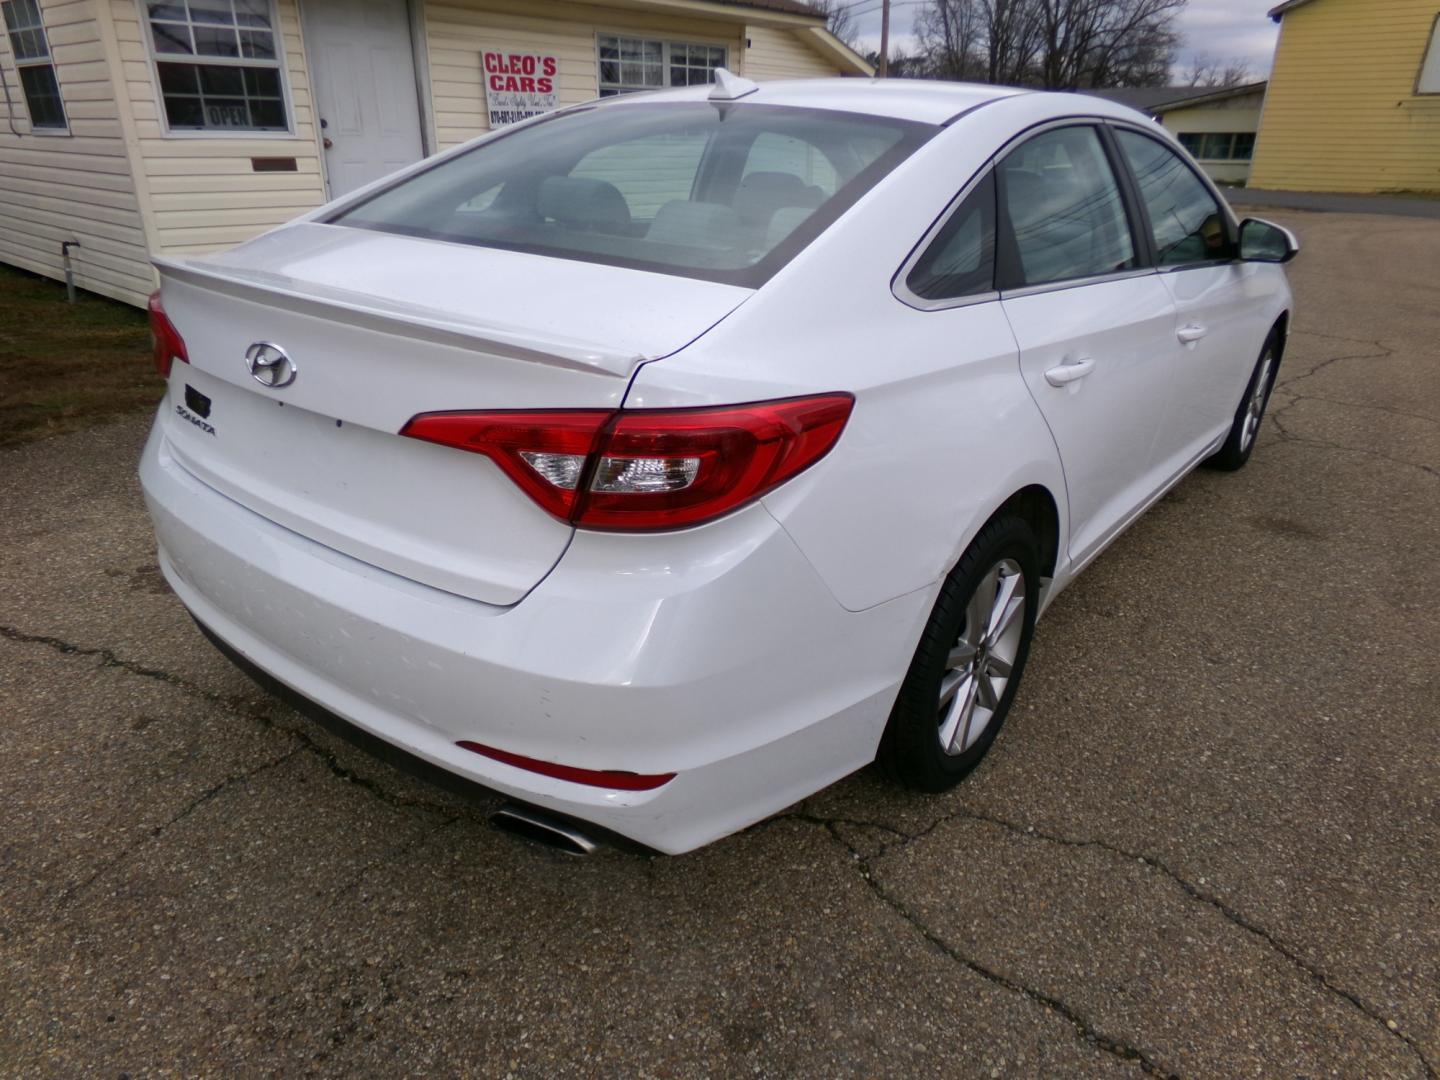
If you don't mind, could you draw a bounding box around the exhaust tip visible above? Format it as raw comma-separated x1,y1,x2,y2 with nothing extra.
491,804,600,857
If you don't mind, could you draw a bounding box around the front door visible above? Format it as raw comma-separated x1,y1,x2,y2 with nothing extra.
302,0,424,197
1110,128,1265,468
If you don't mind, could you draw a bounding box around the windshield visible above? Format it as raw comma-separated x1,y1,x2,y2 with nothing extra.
329,102,935,287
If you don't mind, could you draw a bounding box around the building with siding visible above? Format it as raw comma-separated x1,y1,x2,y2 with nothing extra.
1153,82,1266,186
1250,0,1440,193
0,0,868,306
1081,82,1267,185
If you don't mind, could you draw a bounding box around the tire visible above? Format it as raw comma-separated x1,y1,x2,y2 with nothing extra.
877,515,1040,792
1205,336,1280,472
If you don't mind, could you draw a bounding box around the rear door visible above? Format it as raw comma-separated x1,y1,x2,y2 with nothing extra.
997,124,1179,565
1110,127,1266,469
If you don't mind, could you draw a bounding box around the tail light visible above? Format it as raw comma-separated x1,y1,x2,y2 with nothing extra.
401,393,854,531
148,291,188,379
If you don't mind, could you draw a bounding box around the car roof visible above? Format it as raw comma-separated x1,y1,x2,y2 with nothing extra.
597,78,1162,128
599,78,1026,125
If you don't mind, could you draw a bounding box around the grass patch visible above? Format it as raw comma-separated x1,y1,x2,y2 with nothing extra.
0,264,160,449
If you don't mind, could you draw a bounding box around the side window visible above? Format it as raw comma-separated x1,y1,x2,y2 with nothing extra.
1115,130,1234,267
997,126,1136,288
906,172,996,302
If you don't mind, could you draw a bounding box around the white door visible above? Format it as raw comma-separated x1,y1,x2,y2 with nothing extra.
1110,128,1267,467
996,125,1181,565
302,0,424,197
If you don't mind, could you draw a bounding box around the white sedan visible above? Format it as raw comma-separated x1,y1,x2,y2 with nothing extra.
141,74,1296,855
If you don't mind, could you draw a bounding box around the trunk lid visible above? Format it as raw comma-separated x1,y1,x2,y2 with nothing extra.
155,223,751,606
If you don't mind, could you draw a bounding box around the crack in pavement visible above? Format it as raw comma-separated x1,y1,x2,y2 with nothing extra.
773,806,1435,1080
0,625,462,819
774,811,1179,1078
60,745,304,904
1264,335,1438,481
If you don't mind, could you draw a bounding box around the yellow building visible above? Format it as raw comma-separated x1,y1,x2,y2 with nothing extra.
1251,0,1440,193
0,0,869,307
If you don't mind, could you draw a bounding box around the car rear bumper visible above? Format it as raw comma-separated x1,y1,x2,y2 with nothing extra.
140,420,930,853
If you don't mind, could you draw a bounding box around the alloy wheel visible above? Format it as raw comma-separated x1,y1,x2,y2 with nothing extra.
1240,351,1275,452
938,558,1028,756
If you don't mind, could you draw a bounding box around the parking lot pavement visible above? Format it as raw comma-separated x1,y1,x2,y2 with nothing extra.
1,209,1437,1079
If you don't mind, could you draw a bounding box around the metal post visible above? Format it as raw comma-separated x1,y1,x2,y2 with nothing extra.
61,240,80,304
879,0,891,77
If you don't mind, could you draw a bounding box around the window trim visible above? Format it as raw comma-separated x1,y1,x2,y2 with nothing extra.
892,168,1000,312
1106,120,1241,274
893,116,1170,311
135,0,296,139
1,0,69,134
1415,10,1440,95
593,29,730,97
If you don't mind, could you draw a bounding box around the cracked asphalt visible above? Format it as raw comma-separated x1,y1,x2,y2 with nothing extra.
2,209,1438,1077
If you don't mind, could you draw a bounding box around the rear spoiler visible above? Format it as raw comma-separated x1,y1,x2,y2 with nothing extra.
152,256,645,379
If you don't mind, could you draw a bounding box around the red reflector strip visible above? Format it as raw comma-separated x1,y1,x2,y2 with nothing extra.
456,740,676,792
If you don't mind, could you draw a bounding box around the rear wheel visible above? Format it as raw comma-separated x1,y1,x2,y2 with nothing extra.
878,516,1039,792
1206,339,1279,471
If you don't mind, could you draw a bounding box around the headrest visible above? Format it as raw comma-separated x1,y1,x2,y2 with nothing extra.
537,176,631,232
733,171,824,226
646,200,741,249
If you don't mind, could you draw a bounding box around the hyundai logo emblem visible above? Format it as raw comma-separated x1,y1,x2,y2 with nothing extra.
245,342,297,388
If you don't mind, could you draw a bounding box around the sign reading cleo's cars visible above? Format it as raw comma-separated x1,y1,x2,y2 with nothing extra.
483,51,560,127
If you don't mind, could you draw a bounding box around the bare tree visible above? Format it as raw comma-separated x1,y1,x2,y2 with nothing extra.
1183,54,1254,88
914,0,987,79
909,0,1186,89
809,0,859,48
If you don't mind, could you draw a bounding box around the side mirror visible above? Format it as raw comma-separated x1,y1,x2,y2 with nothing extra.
1239,218,1300,264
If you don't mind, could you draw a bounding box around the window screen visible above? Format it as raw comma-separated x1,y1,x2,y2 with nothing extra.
143,0,289,131
597,35,725,96
2,0,66,129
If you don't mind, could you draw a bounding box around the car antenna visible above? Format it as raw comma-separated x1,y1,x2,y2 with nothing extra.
709,68,759,102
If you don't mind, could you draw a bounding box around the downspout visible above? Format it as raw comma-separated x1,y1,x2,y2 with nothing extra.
1,54,21,136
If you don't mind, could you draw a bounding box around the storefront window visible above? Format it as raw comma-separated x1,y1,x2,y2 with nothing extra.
143,0,290,132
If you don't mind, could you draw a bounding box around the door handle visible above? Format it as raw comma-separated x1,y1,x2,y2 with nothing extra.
1177,323,1208,345
1044,356,1095,387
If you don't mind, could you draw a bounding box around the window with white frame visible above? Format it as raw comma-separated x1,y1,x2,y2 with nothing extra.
1,0,67,130
143,0,289,132
597,34,725,96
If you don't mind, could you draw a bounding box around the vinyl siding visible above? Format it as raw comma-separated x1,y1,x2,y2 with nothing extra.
110,0,327,258
0,0,152,304
423,0,747,149
1250,0,1440,193
1158,93,1264,185
743,23,837,80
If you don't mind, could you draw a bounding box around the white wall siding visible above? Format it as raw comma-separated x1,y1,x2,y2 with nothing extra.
743,23,837,80
0,0,152,304
110,0,327,259
423,0,744,149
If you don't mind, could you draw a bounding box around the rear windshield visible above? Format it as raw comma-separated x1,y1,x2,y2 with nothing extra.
329,102,934,287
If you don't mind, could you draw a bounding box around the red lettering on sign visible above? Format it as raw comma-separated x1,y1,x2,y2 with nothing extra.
537,76,553,94
542,57,557,77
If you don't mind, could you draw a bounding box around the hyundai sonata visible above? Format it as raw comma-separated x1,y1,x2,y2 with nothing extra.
141,74,1296,854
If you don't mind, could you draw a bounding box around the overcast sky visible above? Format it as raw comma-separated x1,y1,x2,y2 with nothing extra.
847,0,1281,80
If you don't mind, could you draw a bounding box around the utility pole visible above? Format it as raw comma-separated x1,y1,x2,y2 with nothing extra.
879,0,890,77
